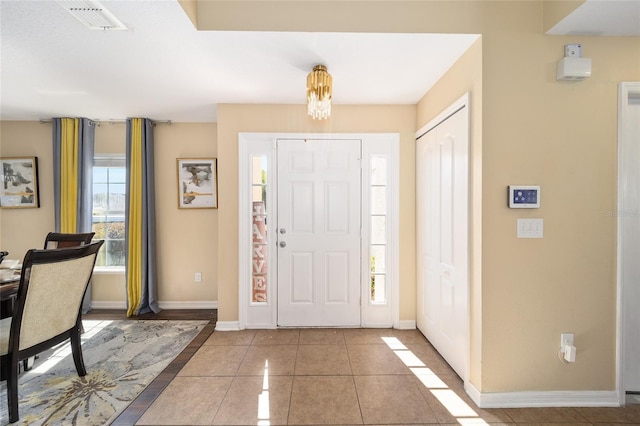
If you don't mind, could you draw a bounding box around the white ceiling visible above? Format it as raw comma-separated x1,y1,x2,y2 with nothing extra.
547,0,640,36
0,0,637,123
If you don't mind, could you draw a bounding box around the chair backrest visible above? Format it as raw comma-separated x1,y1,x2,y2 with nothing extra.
43,232,95,249
10,241,103,352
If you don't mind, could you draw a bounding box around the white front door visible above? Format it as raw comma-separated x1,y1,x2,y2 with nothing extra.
416,97,469,379
277,139,362,327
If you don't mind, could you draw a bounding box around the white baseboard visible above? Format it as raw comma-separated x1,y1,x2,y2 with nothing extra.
215,321,241,331
246,323,278,329
90,301,127,310
465,382,620,408
158,301,218,310
395,320,417,330
90,301,218,310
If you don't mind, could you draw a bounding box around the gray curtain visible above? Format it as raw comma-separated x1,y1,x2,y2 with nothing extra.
52,117,95,313
125,118,159,315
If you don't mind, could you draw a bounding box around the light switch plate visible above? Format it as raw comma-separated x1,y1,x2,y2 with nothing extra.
517,218,543,238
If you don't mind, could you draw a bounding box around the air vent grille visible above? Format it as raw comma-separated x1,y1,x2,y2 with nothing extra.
57,0,127,30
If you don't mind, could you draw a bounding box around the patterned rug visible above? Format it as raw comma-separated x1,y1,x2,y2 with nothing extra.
0,319,207,426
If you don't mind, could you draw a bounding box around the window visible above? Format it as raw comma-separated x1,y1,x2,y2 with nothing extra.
93,156,126,268
370,156,388,303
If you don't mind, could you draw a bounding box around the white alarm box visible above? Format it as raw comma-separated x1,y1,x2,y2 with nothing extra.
557,57,592,81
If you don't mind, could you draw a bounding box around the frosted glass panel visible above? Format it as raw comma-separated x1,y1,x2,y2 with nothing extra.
371,245,386,273
252,156,267,184
371,187,386,215
371,216,386,245
371,157,387,185
252,156,267,205
371,274,386,303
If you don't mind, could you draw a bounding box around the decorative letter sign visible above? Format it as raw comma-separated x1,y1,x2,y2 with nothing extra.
252,201,268,302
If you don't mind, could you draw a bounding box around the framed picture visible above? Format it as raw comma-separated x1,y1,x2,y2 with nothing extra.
0,157,40,208
177,158,218,209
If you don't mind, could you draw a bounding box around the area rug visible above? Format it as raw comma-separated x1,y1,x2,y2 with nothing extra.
0,319,207,426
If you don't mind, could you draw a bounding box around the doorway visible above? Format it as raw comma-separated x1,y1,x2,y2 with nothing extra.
276,139,362,326
416,93,470,381
239,133,399,329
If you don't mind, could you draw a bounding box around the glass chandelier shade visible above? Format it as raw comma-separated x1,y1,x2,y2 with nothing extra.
307,65,332,120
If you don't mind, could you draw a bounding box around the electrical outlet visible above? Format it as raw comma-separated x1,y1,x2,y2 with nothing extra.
194,272,202,283
560,333,574,347
560,333,577,362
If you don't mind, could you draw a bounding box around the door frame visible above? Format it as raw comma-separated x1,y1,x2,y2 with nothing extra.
616,82,640,404
238,132,400,329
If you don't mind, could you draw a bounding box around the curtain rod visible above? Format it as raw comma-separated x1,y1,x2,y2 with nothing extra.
39,119,172,126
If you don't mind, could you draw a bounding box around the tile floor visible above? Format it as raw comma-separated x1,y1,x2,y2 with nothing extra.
136,328,640,426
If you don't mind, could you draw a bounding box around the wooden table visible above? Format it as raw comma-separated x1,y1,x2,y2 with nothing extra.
0,274,20,319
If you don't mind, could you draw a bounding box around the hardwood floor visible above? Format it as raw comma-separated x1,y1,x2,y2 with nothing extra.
84,309,217,426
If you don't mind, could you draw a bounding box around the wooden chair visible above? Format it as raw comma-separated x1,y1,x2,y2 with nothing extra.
0,241,103,423
43,232,95,249
30,232,96,363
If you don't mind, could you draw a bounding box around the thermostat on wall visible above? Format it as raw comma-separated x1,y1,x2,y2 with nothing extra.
508,185,540,208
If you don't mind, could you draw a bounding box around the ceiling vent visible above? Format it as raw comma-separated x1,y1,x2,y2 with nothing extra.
57,0,127,30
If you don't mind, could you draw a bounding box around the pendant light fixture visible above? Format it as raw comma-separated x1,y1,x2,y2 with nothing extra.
307,65,332,120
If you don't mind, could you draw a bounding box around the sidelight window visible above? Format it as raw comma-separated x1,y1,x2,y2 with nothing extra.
370,156,388,304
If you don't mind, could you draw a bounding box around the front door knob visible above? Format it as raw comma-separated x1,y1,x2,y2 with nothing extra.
279,241,287,248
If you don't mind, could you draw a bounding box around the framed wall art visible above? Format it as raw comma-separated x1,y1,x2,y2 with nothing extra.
0,157,40,208
177,158,218,209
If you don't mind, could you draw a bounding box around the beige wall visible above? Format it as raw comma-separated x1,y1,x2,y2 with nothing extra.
480,33,639,392
0,122,55,255
154,122,218,304
0,121,218,306
216,104,417,322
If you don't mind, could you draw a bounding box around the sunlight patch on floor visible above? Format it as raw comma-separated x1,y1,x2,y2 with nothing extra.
257,359,270,425
382,336,489,426
31,320,112,374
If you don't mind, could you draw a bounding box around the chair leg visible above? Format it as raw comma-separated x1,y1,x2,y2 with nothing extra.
70,328,86,376
8,355,19,423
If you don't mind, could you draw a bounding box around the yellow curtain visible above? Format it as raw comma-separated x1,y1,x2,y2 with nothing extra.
60,118,79,233
126,118,144,317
